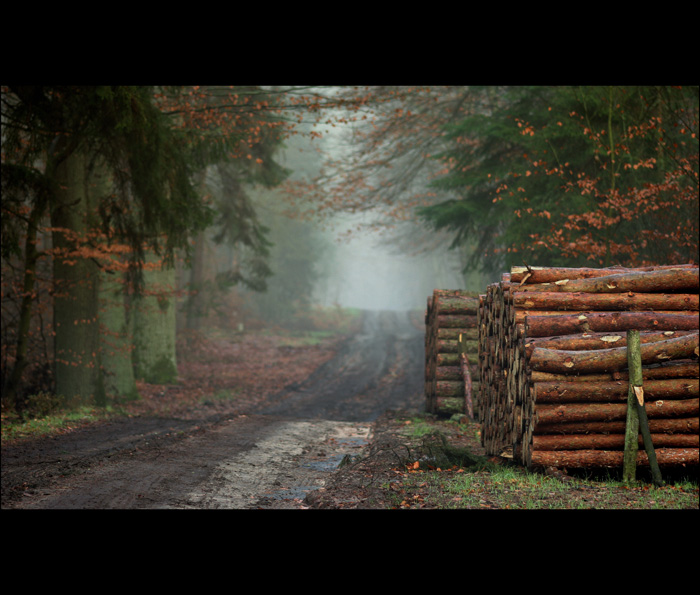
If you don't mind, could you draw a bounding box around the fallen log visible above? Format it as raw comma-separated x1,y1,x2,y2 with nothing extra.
430,293,480,315
437,314,479,328
535,398,699,425
530,360,699,383
529,332,699,375
532,433,699,451
533,378,699,404
435,339,479,354
435,380,464,399
534,417,699,435
524,330,696,357
515,267,699,294
529,448,699,469
512,291,698,311
438,327,479,341
525,311,699,337
436,366,462,381
510,264,698,285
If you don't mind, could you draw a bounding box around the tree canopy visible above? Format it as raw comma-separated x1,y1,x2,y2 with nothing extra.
419,85,699,272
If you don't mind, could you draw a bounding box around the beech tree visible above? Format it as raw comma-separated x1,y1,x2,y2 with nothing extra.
1,86,211,408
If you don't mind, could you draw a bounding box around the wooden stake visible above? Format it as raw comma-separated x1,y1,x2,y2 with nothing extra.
623,329,642,483
634,383,665,487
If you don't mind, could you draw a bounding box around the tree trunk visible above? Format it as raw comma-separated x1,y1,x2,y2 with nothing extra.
99,270,139,402
4,191,49,409
51,151,102,404
132,253,178,384
185,230,207,331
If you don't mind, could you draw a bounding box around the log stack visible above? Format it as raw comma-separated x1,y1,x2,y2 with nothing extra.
478,264,699,470
477,275,517,453
424,290,481,416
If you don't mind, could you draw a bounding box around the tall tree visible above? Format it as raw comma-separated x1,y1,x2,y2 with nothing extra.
1,86,211,406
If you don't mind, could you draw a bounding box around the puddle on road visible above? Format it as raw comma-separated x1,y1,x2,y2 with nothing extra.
302,436,369,471
267,429,371,504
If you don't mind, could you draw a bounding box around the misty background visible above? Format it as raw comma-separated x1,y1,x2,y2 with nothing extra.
233,113,485,324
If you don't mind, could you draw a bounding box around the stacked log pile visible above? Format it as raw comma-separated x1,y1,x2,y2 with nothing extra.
478,274,527,455
478,264,699,470
424,290,480,416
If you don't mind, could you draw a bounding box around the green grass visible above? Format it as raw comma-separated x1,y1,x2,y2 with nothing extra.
391,457,699,509
388,414,699,510
1,405,120,445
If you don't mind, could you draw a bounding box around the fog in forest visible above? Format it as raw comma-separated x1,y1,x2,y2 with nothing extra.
313,214,465,312
244,117,474,322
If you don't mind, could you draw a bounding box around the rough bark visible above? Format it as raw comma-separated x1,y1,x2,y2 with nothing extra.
430,293,480,315
524,330,696,356
530,360,699,383
424,289,481,415
438,327,479,340
529,448,699,469
513,291,698,311
450,264,699,469
534,417,699,435
525,311,699,337
529,332,699,374
534,398,699,425
533,378,699,404
510,264,698,286
437,314,479,328
532,433,699,450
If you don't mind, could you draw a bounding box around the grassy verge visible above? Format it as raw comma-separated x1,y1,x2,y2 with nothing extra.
385,414,699,510
1,405,122,445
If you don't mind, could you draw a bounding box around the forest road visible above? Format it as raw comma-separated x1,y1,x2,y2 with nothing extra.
1,310,426,509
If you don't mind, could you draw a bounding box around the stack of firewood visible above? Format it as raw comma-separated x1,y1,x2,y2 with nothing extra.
424,290,480,416
476,275,516,452
478,264,699,470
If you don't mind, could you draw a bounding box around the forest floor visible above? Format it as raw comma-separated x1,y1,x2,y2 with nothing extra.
1,309,698,510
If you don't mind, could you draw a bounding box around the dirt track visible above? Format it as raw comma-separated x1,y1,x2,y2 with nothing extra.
1,310,426,509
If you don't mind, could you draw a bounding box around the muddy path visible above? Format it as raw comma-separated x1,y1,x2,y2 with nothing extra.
1,310,426,509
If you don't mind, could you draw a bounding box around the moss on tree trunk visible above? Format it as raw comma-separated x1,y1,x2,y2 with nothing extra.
131,254,178,385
